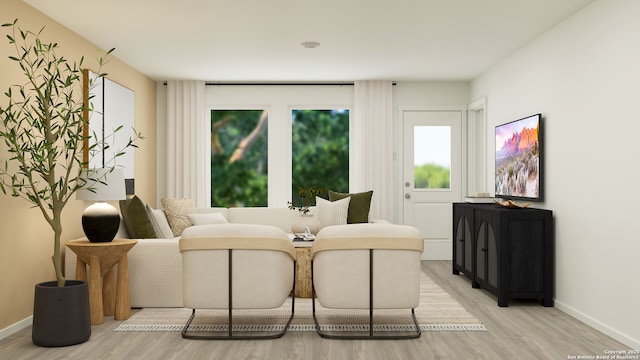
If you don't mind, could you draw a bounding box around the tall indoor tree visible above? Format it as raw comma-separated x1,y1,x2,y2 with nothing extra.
0,19,141,288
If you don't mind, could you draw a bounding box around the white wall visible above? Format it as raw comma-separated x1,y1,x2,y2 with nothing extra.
471,0,640,348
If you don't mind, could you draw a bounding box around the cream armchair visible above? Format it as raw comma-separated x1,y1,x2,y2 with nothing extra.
179,223,296,339
311,223,424,339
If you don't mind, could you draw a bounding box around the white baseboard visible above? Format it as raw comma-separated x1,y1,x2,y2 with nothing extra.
421,239,452,260
555,300,640,349
0,316,32,341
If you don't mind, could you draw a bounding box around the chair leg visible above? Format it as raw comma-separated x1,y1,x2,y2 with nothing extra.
311,305,421,340
181,308,295,340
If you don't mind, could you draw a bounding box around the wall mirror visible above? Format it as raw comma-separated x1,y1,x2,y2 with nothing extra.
83,70,135,193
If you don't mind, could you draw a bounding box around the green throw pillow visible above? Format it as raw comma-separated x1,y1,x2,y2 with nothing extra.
328,190,373,224
119,195,157,238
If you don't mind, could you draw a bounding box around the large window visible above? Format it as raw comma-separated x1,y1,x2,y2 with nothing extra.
207,84,353,207
291,109,349,204
210,109,268,207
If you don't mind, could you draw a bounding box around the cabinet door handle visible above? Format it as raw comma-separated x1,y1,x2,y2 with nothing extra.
458,239,465,242
481,248,488,252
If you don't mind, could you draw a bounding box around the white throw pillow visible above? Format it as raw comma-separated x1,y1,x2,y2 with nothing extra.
316,196,350,228
188,212,229,226
145,205,174,239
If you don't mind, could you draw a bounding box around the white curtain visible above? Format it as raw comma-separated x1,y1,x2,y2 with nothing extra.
353,81,394,221
166,81,210,207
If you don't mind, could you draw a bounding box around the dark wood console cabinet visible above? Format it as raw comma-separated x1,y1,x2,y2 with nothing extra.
452,203,553,307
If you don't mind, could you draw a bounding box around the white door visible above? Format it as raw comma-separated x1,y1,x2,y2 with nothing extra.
401,109,463,260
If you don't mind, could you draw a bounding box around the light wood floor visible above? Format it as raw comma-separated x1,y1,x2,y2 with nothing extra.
0,261,630,360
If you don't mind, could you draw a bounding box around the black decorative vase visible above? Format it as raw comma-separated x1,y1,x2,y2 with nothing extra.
82,202,120,242
32,280,91,347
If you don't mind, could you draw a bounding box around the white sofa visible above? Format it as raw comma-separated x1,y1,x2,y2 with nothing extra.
65,206,397,308
65,207,316,308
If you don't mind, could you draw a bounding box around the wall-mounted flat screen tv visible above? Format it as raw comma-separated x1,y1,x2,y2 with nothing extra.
495,113,542,201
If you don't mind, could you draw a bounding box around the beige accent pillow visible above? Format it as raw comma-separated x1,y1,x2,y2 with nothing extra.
161,198,196,236
316,196,350,228
188,212,229,225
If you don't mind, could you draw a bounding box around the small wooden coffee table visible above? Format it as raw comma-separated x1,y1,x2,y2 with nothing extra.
65,239,137,325
293,240,313,298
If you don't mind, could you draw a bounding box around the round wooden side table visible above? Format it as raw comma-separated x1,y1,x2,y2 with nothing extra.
65,239,138,325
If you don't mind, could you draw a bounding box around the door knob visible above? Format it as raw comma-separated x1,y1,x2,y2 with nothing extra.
405,193,411,199
405,181,410,187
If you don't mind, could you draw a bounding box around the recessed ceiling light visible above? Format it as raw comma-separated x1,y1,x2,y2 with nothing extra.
301,41,320,49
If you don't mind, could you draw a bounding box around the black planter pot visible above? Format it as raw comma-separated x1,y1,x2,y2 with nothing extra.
32,280,91,347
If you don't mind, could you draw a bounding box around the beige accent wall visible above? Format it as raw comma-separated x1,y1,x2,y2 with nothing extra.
0,0,156,331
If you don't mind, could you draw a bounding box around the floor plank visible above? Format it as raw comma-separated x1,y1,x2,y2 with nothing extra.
0,261,631,360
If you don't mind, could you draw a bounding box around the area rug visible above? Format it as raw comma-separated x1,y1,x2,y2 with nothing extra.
115,272,486,333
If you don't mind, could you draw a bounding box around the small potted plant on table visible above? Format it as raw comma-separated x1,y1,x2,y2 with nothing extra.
288,185,324,235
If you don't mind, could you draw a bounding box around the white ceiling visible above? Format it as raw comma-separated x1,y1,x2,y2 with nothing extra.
24,0,594,82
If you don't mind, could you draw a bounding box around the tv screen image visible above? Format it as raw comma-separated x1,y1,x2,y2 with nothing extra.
495,113,542,201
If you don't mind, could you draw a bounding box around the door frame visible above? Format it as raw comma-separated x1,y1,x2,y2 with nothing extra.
397,105,468,259
467,98,487,196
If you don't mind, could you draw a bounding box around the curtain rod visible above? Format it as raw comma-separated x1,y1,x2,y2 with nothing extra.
162,82,396,86
206,82,355,86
